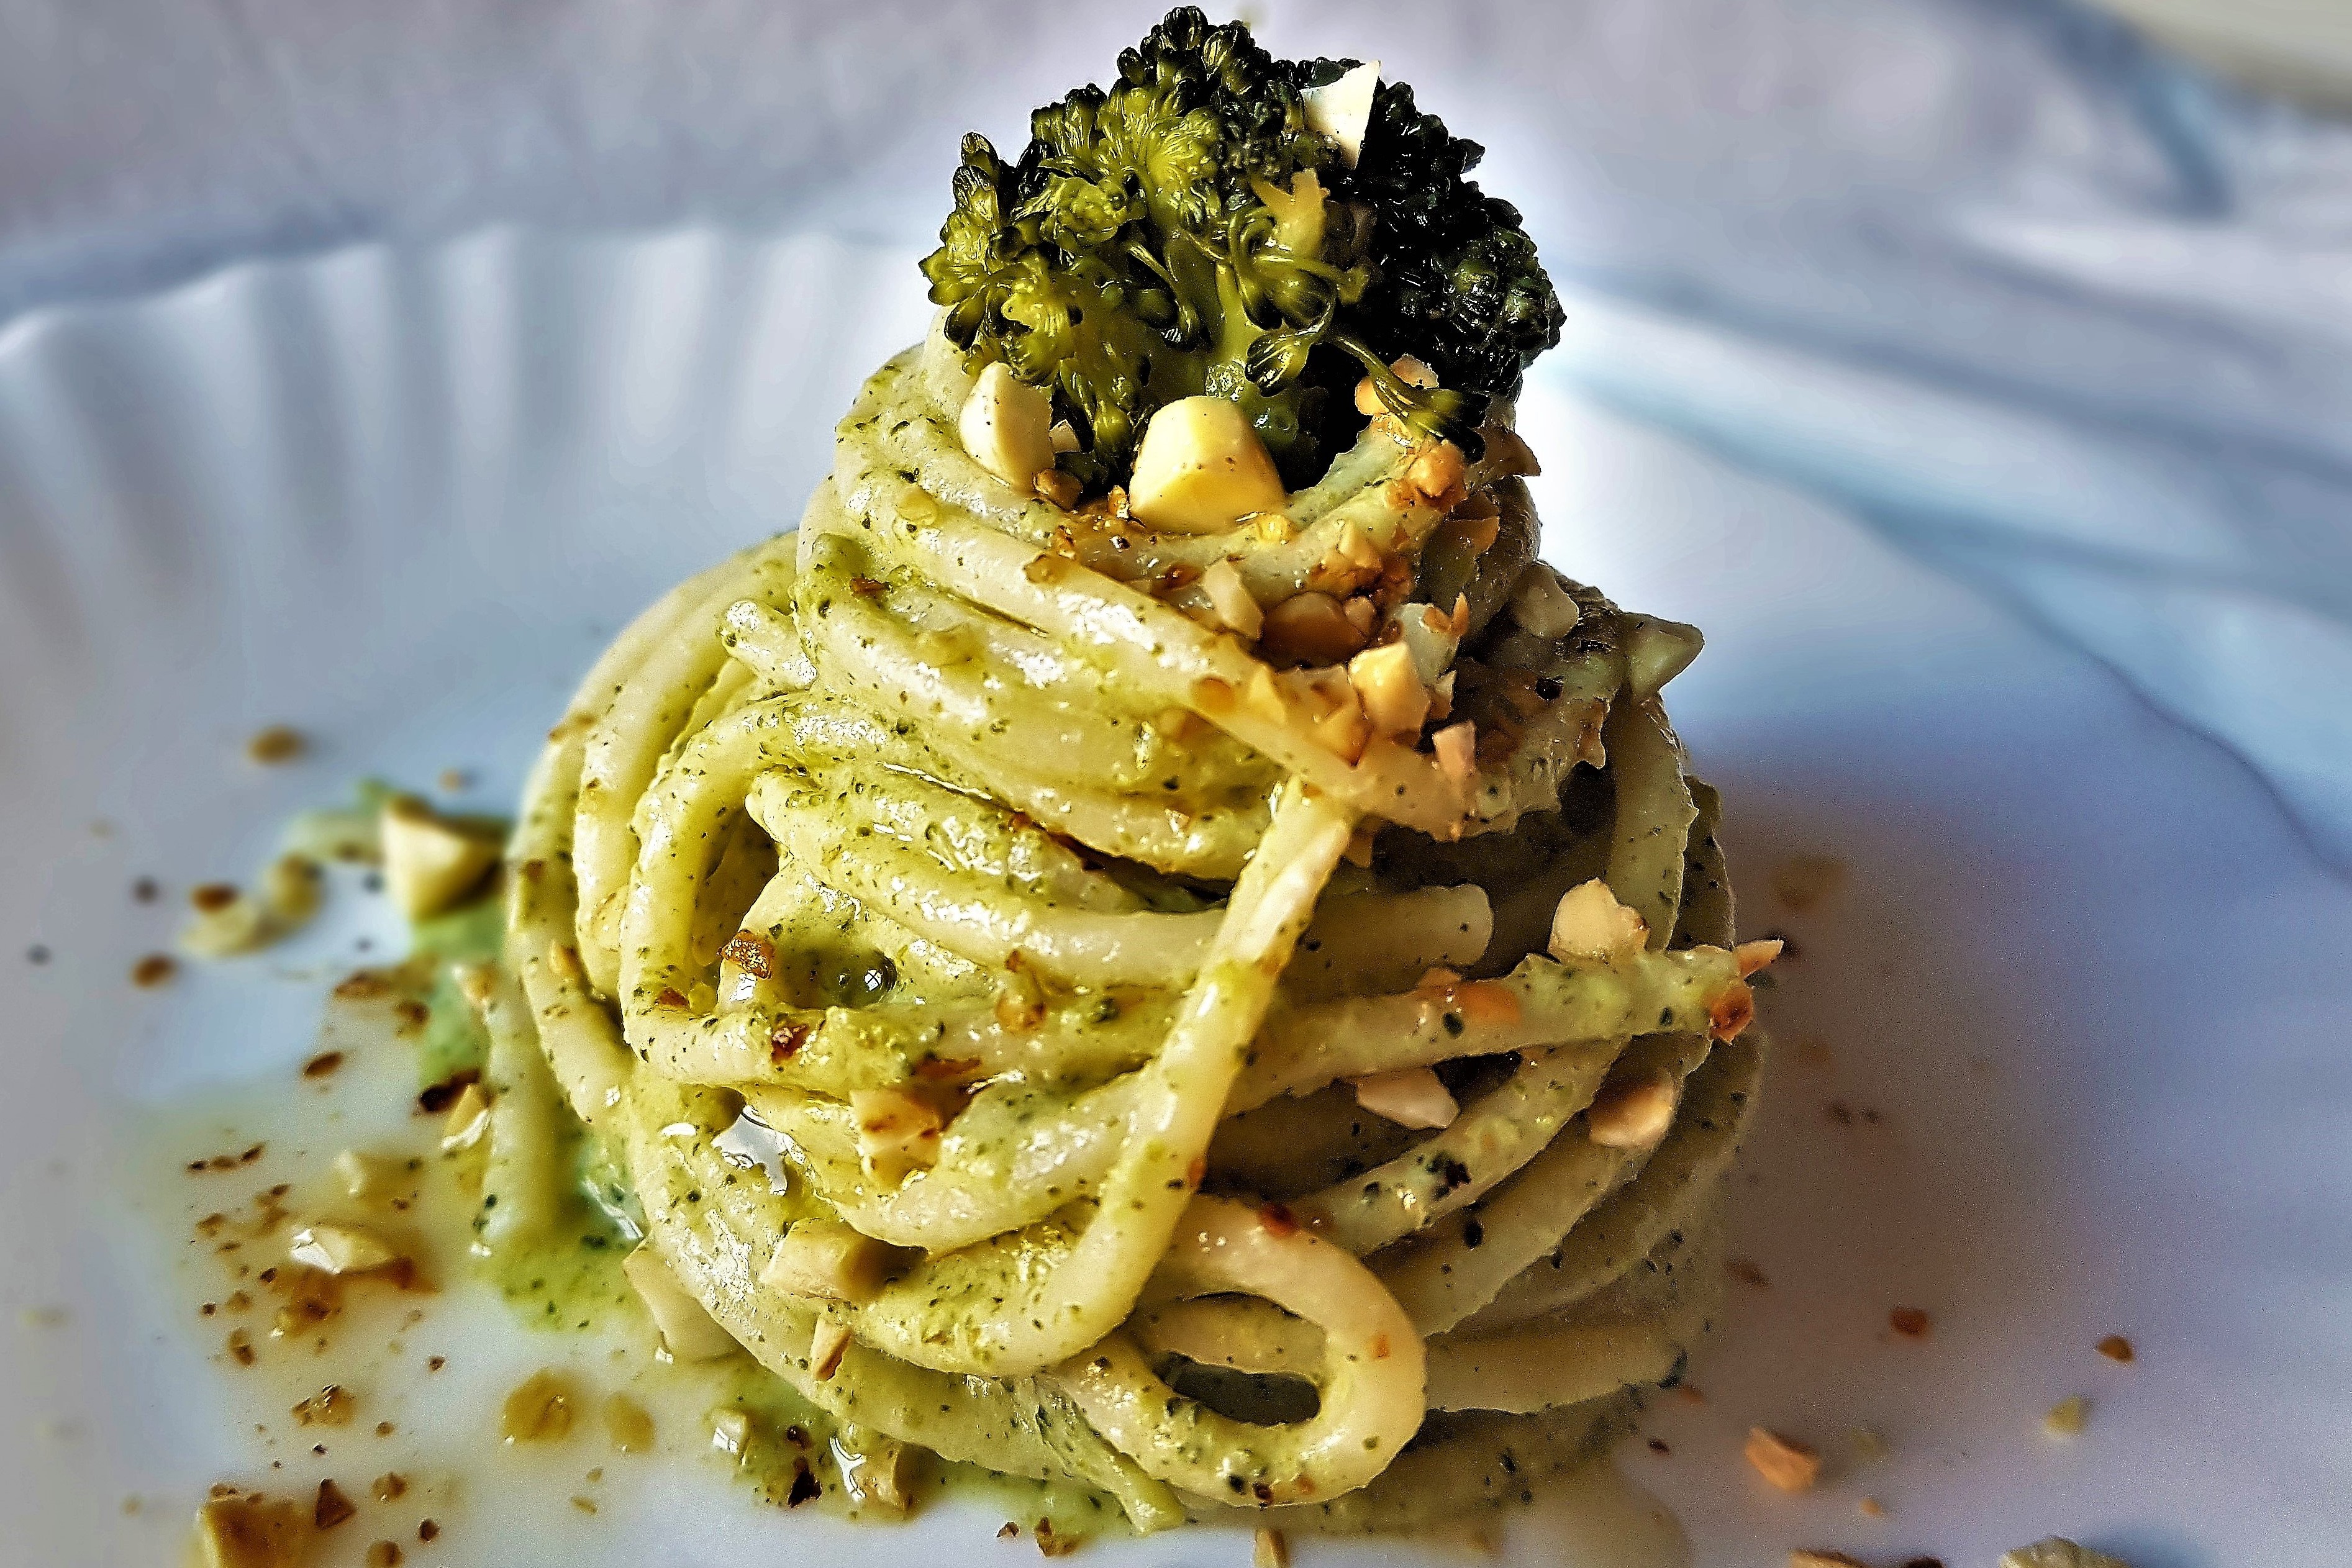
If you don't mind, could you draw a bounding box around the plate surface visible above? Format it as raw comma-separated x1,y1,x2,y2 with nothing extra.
1,228,2345,1567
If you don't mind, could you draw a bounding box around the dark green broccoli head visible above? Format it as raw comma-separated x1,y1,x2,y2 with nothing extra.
920,6,1563,494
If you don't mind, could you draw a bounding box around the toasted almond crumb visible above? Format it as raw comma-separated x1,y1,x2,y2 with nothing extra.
1734,938,1784,976
246,726,307,764
365,1543,402,1567
371,1473,407,1503
1795,1037,1833,1067
2096,1334,2135,1364
810,1316,854,1381
570,1496,597,1515
1432,721,1476,788
132,953,178,987
1727,1258,1770,1288
291,1385,354,1427
1201,560,1263,640
1587,1069,1679,1150
1851,1425,1888,1460
313,1479,356,1530
1745,1427,1822,1493
1255,1526,1292,1568
1858,1497,1887,1518
709,1407,753,1459
1771,854,1846,912
1348,1067,1459,1130
999,1523,1019,1539
1889,1307,1932,1339
1547,879,1646,964
2043,1395,2089,1437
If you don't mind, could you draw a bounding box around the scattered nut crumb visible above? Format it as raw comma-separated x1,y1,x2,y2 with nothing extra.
2043,1395,2089,1437
1675,1384,1706,1405
292,1385,355,1426
371,1473,407,1503
570,1496,597,1515
2096,1334,2135,1363
1646,1438,1671,1456
1727,1258,1770,1288
1255,1526,1291,1568
132,953,178,987
365,1543,402,1567
417,1520,439,1542
998,1522,1019,1539
1794,1037,1832,1067
1745,1428,1822,1493
134,877,160,902
314,1479,356,1530
1889,1307,1932,1339
1772,854,1846,912
302,1051,345,1079
1859,1497,1887,1518
247,726,307,764
1851,1426,1888,1460
437,769,471,794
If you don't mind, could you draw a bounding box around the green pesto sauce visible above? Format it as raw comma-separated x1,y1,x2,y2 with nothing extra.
707,1358,1126,1541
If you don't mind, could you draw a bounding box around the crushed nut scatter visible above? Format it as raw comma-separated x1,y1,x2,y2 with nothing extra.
371,1473,407,1503
1727,1258,1770,1288
1889,1307,1932,1339
246,725,307,764
1255,1525,1292,1568
314,1479,356,1529
1745,1428,1822,1493
365,1543,403,1567
2096,1334,2136,1363
2043,1395,2089,1437
1771,854,1846,912
132,953,178,987
1859,1497,1888,1518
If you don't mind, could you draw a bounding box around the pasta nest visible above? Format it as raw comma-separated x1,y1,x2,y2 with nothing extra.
496,327,1768,1532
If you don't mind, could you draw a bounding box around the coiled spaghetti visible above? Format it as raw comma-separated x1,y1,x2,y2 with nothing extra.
496,323,1767,1532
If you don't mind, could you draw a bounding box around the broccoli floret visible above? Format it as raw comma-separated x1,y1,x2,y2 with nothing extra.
920,6,1562,494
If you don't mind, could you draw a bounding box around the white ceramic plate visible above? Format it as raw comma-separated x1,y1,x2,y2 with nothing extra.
1,228,2345,1567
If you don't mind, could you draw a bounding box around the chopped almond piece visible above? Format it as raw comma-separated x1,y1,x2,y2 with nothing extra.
761,1219,897,1303
2096,1334,2135,1363
1260,591,1368,665
851,1087,945,1186
1432,721,1477,789
810,1315,853,1381
709,1407,753,1459
1255,1526,1293,1568
1548,879,1647,964
1587,1069,1679,1149
1735,938,1784,976
622,1243,739,1361
1349,1067,1460,1130
1405,441,1467,508
2043,1395,2089,1437
287,1223,399,1276
1348,642,1430,737
438,1082,493,1153
1509,565,1582,638
1745,1428,1822,1493
1889,1307,1931,1339
378,797,499,921
333,1149,404,1200
191,1490,308,1568
1201,559,1263,640
1858,1498,1887,1518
